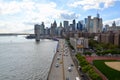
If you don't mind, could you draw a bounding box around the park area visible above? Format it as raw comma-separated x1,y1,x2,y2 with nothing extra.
85,56,120,80
93,60,120,80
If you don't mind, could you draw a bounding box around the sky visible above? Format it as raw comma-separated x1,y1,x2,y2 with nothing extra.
0,0,120,33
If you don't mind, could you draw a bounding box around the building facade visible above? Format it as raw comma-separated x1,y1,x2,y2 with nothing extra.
70,37,88,53
40,22,45,35
97,31,120,46
85,14,103,33
106,21,120,32
34,24,40,41
64,21,69,32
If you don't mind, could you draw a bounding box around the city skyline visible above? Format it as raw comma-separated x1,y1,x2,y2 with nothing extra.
0,0,120,33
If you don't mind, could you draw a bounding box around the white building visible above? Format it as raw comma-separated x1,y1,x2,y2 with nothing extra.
70,37,88,53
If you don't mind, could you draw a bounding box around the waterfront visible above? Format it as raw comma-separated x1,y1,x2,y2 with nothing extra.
0,36,58,80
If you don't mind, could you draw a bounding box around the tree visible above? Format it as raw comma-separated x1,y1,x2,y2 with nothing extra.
84,52,92,56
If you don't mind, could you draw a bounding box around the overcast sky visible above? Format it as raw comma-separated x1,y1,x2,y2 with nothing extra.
0,0,120,33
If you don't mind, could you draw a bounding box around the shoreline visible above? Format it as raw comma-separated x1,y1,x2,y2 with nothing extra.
47,40,59,80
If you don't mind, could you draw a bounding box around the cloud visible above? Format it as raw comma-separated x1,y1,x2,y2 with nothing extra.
0,1,21,15
0,1,63,32
60,12,80,20
69,0,117,10
0,0,80,33
0,21,34,33
103,18,120,26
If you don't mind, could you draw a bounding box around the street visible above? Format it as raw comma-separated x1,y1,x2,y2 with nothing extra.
48,39,81,80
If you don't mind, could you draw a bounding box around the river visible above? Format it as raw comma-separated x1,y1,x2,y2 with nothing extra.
0,35,58,80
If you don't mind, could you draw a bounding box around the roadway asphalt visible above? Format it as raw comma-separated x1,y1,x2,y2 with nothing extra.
48,39,81,80
48,39,63,80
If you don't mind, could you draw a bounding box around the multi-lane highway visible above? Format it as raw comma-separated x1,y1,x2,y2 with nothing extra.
48,39,81,80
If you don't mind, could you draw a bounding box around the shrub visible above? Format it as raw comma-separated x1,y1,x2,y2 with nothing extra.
82,65,92,72
76,54,102,80
84,52,92,56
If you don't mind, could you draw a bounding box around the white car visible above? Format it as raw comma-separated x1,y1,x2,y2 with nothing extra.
68,67,72,72
57,57,60,60
55,63,59,67
75,77,80,80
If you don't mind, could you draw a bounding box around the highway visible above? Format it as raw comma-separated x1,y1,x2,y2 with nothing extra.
48,39,81,80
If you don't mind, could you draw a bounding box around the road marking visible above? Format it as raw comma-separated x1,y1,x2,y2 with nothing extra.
62,40,65,80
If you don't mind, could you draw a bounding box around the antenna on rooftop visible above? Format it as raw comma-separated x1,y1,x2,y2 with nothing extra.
97,9,100,18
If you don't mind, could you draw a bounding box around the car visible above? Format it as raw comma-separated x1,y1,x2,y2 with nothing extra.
55,63,59,67
70,64,74,67
66,77,69,80
57,57,60,60
75,77,80,80
65,54,68,56
80,73,84,77
78,66,82,70
68,67,72,72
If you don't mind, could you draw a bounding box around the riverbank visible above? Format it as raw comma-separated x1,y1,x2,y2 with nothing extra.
47,41,59,80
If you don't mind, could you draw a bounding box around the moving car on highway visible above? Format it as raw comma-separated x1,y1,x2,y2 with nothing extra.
68,67,72,72
55,63,59,67
75,77,81,80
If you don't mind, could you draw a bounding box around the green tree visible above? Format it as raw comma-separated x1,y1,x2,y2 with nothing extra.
84,52,92,56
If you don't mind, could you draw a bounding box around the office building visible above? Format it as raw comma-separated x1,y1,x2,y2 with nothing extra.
63,21,69,32
50,21,57,37
85,14,103,33
77,21,84,31
57,22,63,37
72,19,76,31
106,21,120,32
40,22,45,35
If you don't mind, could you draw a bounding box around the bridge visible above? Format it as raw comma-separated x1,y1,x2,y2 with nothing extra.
0,33,34,36
0,33,60,42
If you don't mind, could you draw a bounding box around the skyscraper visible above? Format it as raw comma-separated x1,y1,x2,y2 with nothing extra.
77,21,84,31
45,27,50,35
72,19,76,31
85,14,103,33
57,22,63,37
50,20,57,37
93,16,102,33
112,21,116,27
53,20,57,28
63,21,69,32
87,16,91,32
70,24,73,31
40,22,45,35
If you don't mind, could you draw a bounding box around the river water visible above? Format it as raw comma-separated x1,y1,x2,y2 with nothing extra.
0,35,58,80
